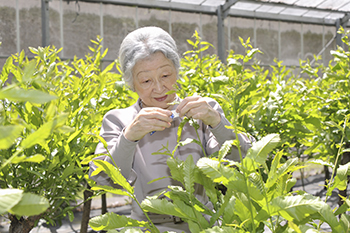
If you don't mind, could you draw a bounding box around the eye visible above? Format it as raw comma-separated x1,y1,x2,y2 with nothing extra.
143,79,151,83
162,75,169,78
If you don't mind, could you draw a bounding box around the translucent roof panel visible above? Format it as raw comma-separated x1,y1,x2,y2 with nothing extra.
231,2,262,11
303,10,331,19
255,5,285,14
340,3,350,12
294,0,325,8
260,0,350,12
78,0,350,26
200,0,225,7
171,0,205,4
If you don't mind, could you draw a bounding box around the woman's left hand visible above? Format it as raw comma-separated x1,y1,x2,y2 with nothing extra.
176,96,221,128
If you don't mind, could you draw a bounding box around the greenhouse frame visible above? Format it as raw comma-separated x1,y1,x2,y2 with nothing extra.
53,0,350,62
0,0,349,68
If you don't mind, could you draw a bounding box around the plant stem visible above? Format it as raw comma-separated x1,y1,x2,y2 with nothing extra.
318,116,348,230
257,167,275,233
232,92,256,233
104,146,160,233
195,126,207,157
0,149,22,171
133,196,160,233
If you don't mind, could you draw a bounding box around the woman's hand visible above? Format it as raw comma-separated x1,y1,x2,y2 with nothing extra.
176,96,221,128
124,108,173,141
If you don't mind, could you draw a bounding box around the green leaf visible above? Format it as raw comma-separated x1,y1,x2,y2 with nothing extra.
221,195,238,225
0,189,23,215
61,163,75,180
10,193,49,216
334,199,350,216
178,138,195,147
248,173,266,198
227,58,242,72
81,153,102,165
68,210,75,222
245,134,280,169
166,186,212,216
211,76,229,84
197,157,230,186
102,62,115,75
177,117,190,144
91,185,130,197
21,113,68,149
92,133,109,152
202,226,244,232
22,60,37,82
141,198,186,219
271,194,340,231
266,158,299,189
307,159,334,168
0,125,24,149
11,154,45,163
331,163,350,192
91,160,134,194
119,228,144,233
218,140,234,160
195,170,218,206
89,212,148,231
267,150,283,183
56,125,75,134
67,130,82,143
187,39,195,47
183,155,195,195
339,213,350,232
247,48,261,58
343,148,350,153
330,50,348,60
0,85,57,104
174,199,209,228
167,156,184,183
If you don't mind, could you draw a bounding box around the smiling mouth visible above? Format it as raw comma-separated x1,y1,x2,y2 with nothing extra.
154,95,167,102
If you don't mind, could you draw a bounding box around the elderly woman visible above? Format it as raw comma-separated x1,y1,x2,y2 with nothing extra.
90,26,253,232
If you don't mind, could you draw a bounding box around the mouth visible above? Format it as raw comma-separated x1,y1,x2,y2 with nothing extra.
154,95,168,102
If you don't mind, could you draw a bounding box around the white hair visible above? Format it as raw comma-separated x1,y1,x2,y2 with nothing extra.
119,26,180,91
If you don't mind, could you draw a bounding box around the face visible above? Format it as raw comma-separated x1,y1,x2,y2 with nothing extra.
133,51,177,109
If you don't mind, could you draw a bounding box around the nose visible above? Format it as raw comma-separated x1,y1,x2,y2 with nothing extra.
153,78,163,92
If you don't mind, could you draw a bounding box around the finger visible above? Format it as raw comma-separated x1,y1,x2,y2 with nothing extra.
141,108,173,122
149,118,172,129
178,98,206,118
176,96,200,114
132,117,170,137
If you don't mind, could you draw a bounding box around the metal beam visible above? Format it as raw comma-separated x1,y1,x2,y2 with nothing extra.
222,0,240,17
217,5,225,63
227,8,342,26
66,0,215,15
335,13,350,48
66,0,349,27
335,19,343,48
340,12,350,26
41,0,50,47
217,0,240,63
16,0,20,53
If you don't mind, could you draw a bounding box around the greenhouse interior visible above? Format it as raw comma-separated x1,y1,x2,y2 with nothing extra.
1,0,350,232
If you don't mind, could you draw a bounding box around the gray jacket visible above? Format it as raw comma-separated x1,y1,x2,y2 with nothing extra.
89,96,253,220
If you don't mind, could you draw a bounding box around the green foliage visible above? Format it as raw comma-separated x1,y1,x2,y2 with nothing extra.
0,36,134,227
87,30,350,233
1,27,350,232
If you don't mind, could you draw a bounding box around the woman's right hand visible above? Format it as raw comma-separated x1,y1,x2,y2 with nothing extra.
124,108,173,141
